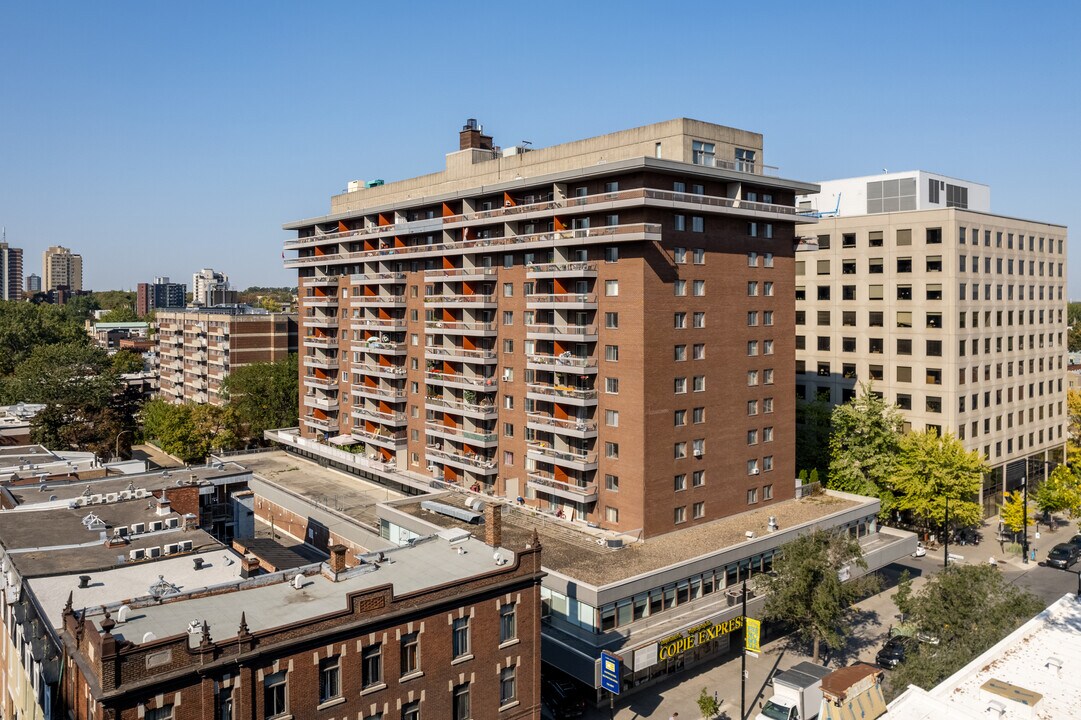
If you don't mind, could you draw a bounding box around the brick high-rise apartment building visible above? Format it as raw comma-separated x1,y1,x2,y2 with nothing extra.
156,307,297,405
796,172,1068,515
0,240,23,301
42,245,82,291
284,119,818,538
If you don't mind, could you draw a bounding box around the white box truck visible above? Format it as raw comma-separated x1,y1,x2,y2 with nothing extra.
756,661,831,720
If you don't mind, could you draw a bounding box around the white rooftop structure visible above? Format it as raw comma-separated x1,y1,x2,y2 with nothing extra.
797,171,990,218
885,594,1081,720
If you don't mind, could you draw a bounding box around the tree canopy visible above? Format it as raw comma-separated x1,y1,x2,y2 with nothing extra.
796,397,832,481
142,399,242,463
891,429,986,534
1000,490,1034,534
221,354,299,439
827,383,904,514
886,564,1044,699
761,529,879,661
0,301,89,376
1034,463,1081,516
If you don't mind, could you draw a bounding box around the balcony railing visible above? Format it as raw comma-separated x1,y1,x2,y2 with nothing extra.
303,375,336,389
353,362,407,377
424,267,498,279
425,446,497,471
351,271,407,282
425,422,497,444
303,296,339,307
525,261,597,276
525,473,598,502
354,317,407,330
525,323,598,338
303,335,339,348
527,353,597,369
423,294,496,305
352,385,407,400
303,355,339,369
424,396,498,418
425,371,497,389
351,426,407,446
426,347,497,361
302,414,339,431
527,384,598,401
306,275,340,286
350,294,406,305
527,442,598,465
425,320,497,334
353,407,407,424
526,413,597,433
526,293,598,305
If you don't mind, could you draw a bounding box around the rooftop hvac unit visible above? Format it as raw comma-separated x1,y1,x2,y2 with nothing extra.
166,517,180,528
129,549,145,561
180,540,193,552
149,520,164,532
105,493,119,503
164,543,180,555
130,522,145,534
147,547,161,558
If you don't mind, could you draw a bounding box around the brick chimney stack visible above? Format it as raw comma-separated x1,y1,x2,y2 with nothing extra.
484,504,502,549
328,544,347,573
460,118,494,151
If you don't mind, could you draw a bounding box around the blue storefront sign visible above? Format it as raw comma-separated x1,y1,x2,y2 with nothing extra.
600,650,622,694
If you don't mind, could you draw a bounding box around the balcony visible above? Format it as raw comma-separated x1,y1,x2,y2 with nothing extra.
525,323,598,341
350,271,407,284
424,294,496,307
351,426,406,449
526,412,598,438
525,473,598,503
352,407,407,425
526,383,598,406
425,346,497,363
352,384,407,402
424,396,498,419
302,414,339,432
350,294,406,306
303,335,339,349
304,295,339,307
424,267,498,281
425,447,498,474
303,355,339,370
425,371,497,391
526,353,598,373
303,375,337,390
359,340,407,356
425,320,497,336
354,317,407,331
306,275,340,287
353,362,407,379
527,442,599,471
304,314,339,328
526,293,597,309
303,394,338,411
526,261,597,279
425,422,498,446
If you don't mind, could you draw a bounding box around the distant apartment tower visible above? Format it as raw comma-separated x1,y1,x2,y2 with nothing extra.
0,241,22,301
283,118,818,538
25,273,40,295
796,171,1067,515
42,245,83,291
156,306,298,405
136,276,187,316
191,267,233,306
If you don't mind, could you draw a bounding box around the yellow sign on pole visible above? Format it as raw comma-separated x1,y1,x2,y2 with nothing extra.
745,617,761,653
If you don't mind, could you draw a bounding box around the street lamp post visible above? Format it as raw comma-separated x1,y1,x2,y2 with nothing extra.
740,580,748,720
1021,476,1029,564
114,430,132,461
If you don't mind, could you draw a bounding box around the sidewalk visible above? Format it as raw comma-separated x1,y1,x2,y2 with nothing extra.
588,516,1052,719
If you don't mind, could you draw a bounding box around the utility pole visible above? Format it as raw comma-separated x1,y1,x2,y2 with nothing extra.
740,580,748,720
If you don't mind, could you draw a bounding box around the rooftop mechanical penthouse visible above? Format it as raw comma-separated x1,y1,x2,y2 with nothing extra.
283,118,819,538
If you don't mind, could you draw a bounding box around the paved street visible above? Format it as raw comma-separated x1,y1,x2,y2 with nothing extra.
585,517,1081,720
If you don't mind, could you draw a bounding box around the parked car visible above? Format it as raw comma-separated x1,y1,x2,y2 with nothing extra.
875,635,915,669
1046,543,1081,569
1066,534,1081,551
542,677,586,718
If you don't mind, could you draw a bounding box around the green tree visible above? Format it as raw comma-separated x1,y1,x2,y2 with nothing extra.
1068,302,1081,352
796,398,832,481
696,687,720,719
1068,388,1081,469
0,301,88,376
1034,464,1081,517
60,295,100,323
222,354,299,440
142,399,241,463
99,306,140,323
761,530,879,662
827,383,904,515
892,429,985,536
90,290,137,312
111,349,146,374
886,565,1044,700
1000,490,1034,535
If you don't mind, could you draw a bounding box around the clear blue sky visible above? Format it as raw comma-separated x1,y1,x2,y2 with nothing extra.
1,1,1078,293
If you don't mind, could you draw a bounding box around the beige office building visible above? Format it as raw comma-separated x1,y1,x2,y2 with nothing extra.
41,245,83,291
796,172,1067,515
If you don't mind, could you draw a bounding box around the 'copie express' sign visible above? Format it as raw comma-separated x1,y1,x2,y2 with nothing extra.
658,617,744,661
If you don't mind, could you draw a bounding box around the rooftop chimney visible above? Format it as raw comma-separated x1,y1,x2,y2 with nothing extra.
484,504,502,549
328,544,347,574
460,119,494,151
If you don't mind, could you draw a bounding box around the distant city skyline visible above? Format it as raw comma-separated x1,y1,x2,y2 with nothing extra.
0,2,1076,292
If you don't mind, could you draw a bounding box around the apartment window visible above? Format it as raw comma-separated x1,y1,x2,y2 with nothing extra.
605,280,619,296
747,488,759,504
452,683,471,720
842,337,856,352
362,643,382,687
605,345,619,362
795,286,806,300
503,282,513,297
675,344,687,361
674,245,687,261
452,618,470,658
500,666,517,707
674,474,687,491
897,285,912,300
747,429,759,445
897,257,912,273
693,502,705,519
817,362,830,377
764,340,774,355
264,673,288,719
817,286,830,300
763,312,774,327
817,259,831,275
503,339,514,354
675,279,687,296
763,427,774,442
927,313,943,329
692,140,716,165
674,377,687,394
673,181,686,193
926,396,942,413
692,216,705,232
764,281,773,296
927,227,942,244
897,366,912,383
319,656,341,704
748,251,759,267
606,506,619,523
926,340,942,357
674,409,687,426
692,469,705,487
926,368,942,385
675,215,687,231
869,285,883,300
503,311,513,325
896,229,912,246
400,633,420,675
602,441,619,459
693,248,705,264
499,603,517,644
817,336,830,351
675,506,687,524
747,370,758,386
605,377,619,394
747,400,758,416
897,339,912,355
605,409,619,428
604,181,619,193
927,283,943,300
926,255,942,272
842,285,856,300
693,407,705,424
693,280,705,296
146,707,173,720
605,214,620,227
674,442,687,459
605,312,618,329
605,246,618,262
675,312,687,328
897,311,912,328
693,312,705,328
868,231,883,247
897,393,912,410
764,253,774,267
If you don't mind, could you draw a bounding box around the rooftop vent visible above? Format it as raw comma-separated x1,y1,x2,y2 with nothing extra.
421,500,483,524
78,575,90,589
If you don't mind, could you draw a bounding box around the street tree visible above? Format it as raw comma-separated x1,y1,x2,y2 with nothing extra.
222,354,299,440
891,429,985,537
827,383,904,516
696,687,720,719
761,529,879,662
0,301,88,376
886,565,1044,700
1000,490,1034,537
796,397,832,482
1068,389,1081,468
1034,464,1081,518
142,399,241,464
